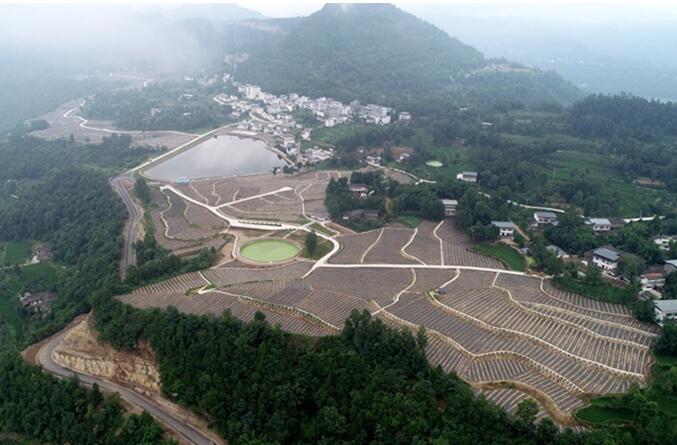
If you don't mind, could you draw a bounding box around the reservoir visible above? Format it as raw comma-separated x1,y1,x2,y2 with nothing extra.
145,135,285,181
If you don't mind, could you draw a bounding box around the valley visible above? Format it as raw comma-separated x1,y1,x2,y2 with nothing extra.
1,3,677,445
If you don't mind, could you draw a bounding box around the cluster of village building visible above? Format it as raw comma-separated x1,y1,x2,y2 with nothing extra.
213,77,410,164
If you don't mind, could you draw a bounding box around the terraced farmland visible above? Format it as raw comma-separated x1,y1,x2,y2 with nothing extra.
362,227,420,264
437,220,504,268
403,220,443,264
329,230,382,264
119,169,659,426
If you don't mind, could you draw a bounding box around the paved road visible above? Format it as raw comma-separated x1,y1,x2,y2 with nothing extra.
111,174,139,279
36,326,217,445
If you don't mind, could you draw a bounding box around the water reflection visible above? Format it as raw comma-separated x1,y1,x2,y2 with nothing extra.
146,135,285,181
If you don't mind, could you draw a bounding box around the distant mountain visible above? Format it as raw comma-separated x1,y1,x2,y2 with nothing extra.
401,6,677,101
159,3,265,22
179,16,301,59
236,4,582,110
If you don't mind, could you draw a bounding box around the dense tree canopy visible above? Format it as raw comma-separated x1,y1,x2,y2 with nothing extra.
570,94,677,141
0,354,173,445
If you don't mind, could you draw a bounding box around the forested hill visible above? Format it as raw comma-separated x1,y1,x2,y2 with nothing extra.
236,3,582,111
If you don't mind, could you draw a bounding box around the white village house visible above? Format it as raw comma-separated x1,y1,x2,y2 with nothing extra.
441,199,458,216
491,221,516,238
585,218,612,233
654,299,677,325
533,211,559,226
591,246,621,274
654,235,677,251
456,171,478,183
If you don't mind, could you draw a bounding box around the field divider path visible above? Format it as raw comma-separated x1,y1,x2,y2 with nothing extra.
400,228,426,264
159,189,175,239
426,291,645,380
216,187,293,209
372,269,417,315
491,273,650,350
432,220,445,265
188,184,210,204
360,228,384,264
375,302,583,395
439,268,461,289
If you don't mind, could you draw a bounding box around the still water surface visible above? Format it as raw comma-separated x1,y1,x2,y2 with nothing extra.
146,135,284,181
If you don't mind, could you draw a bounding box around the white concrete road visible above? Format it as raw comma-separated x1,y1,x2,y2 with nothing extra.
36,326,218,445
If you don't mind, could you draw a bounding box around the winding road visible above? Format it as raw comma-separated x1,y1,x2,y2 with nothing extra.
111,174,139,279
36,325,217,445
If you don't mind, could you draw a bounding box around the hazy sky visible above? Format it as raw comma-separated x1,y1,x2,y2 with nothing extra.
239,1,677,23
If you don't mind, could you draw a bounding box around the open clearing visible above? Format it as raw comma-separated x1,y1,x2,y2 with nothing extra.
2,240,32,265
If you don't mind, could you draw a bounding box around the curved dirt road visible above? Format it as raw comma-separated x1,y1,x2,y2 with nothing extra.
36,327,217,445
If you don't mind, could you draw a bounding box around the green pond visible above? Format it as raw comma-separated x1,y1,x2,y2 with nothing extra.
240,239,300,262
426,160,443,168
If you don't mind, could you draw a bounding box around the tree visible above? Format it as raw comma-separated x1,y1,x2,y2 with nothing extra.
664,272,677,300
544,211,597,255
584,264,602,285
617,254,645,282
516,398,539,426
656,320,677,356
133,177,151,205
305,230,318,255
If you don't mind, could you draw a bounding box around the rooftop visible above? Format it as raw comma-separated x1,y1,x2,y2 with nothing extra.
587,218,611,225
593,247,620,262
535,211,558,219
461,171,478,177
441,199,458,206
655,299,677,312
491,221,516,229
546,245,568,256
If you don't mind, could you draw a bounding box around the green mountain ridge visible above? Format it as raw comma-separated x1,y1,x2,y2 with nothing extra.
236,3,582,110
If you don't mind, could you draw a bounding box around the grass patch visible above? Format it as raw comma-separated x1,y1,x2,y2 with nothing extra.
552,275,632,305
302,239,333,260
310,124,368,146
2,240,32,265
20,262,58,287
309,223,335,237
656,354,677,367
472,244,525,272
575,397,635,426
396,214,422,229
0,279,23,342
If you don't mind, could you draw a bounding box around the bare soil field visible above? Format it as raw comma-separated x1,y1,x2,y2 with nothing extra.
30,100,194,149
